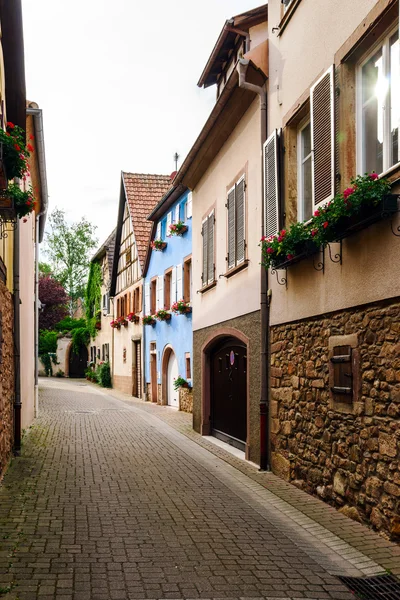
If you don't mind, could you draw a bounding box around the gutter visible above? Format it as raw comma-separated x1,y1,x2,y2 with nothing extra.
237,58,270,471
13,216,21,455
27,105,48,418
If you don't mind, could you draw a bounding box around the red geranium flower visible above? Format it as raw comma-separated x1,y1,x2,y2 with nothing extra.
14,144,20,151
311,229,318,237
369,172,379,180
27,143,34,153
7,122,14,129
343,186,355,199
266,247,274,254
323,221,329,229
287,254,294,260
314,210,320,217
29,134,34,140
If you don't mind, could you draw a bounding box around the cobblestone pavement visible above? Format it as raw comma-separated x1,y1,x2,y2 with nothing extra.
0,380,397,600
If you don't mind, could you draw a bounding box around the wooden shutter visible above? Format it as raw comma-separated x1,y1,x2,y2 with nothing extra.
263,130,279,237
186,192,192,218
236,178,245,264
144,283,150,314
138,285,142,313
330,345,353,403
174,204,180,223
227,187,236,269
202,218,208,286
207,211,214,284
156,222,161,239
171,266,177,303
156,275,163,311
166,212,172,236
311,65,335,207
176,264,183,300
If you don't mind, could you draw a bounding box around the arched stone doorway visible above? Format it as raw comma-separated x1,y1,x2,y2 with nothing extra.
161,345,179,407
67,342,88,378
201,329,249,452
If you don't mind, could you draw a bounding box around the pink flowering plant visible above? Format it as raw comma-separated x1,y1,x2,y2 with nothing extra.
151,239,167,251
169,221,187,236
154,309,171,321
171,300,192,314
261,173,391,268
142,314,156,325
126,312,139,323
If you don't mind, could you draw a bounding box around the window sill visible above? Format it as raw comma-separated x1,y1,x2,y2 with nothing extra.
277,0,301,36
198,281,217,294
221,260,249,279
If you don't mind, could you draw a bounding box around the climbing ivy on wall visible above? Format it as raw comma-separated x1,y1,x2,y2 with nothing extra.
85,261,102,338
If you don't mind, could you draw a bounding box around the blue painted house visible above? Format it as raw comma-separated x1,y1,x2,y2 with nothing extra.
143,185,193,410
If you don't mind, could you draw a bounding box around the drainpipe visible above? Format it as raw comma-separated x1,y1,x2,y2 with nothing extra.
27,105,48,419
237,58,270,471
13,216,21,455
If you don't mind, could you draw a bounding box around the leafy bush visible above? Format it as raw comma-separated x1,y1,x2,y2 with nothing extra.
97,362,112,388
55,369,64,378
71,327,90,354
41,353,58,377
38,330,58,355
55,317,86,332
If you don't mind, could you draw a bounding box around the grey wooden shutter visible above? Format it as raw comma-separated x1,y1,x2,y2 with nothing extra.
202,218,208,286
263,130,279,237
311,65,335,207
235,178,245,264
207,211,214,284
227,187,236,268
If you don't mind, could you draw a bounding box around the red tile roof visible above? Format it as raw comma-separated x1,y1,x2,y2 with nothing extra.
122,172,171,271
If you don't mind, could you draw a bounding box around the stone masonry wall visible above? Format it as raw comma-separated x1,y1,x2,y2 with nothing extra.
0,282,14,478
179,387,193,413
270,299,400,539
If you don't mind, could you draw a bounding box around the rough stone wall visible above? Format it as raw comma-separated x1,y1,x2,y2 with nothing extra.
270,299,400,539
193,310,261,464
157,383,162,405
0,282,14,478
179,387,193,413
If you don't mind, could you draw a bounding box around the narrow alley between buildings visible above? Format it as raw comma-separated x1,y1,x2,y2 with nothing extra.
0,379,399,600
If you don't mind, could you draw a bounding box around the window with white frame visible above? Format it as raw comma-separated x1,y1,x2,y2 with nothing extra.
227,176,246,269
186,192,192,220
358,28,399,175
297,120,312,221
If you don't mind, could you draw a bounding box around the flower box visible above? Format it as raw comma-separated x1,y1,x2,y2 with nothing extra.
155,310,171,322
126,312,140,324
0,193,14,220
171,300,192,315
142,315,156,326
169,221,188,236
331,194,398,241
151,240,167,251
271,239,319,269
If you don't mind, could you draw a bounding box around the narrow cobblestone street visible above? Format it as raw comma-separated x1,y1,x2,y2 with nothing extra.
0,379,399,600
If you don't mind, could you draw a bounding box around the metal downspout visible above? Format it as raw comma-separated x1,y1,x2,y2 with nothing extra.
13,217,21,455
237,58,271,471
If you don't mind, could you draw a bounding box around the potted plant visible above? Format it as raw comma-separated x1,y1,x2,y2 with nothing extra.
171,300,192,315
126,312,140,324
0,183,36,221
142,314,156,326
169,221,188,236
0,122,33,181
173,376,189,391
151,239,167,251
117,316,128,327
155,309,171,321
110,319,120,329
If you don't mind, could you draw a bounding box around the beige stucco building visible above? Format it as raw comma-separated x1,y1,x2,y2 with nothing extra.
264,0,400,538
174,5,268,463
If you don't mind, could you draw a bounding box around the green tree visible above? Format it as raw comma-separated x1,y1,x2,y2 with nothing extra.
39,262,53,276
44,208,98,315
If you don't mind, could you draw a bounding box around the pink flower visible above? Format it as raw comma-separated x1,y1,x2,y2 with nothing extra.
286,254,294,260
280,230,286,237
343,186,355,199
314,210,320,217
369,172,379,180
311,229,318,237
266,247,274,254
277,236,283,242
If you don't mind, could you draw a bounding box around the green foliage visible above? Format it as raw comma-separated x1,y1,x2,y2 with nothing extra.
39,262,53,276
41,353,58,377
71,327,90,354
85,261,102,337
44,208,98,315
261,173,391,267
55,369,64,378
97,362,112,388
38,330,58,355
173,376,188,391
54,317,86,333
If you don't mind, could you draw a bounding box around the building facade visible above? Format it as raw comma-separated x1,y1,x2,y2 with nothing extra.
173,5,268,461
264,0,400,537
110,172,171,396
143,185,193,411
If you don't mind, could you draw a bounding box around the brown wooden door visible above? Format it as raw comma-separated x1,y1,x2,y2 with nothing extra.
150,352,157,402
211,338,247,450
69,346,88,378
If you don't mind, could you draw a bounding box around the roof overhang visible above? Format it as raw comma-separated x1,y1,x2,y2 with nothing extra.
0,0,26,130
27,104,49,242
147,183,187,222
198,3,267,88
174,60,266,191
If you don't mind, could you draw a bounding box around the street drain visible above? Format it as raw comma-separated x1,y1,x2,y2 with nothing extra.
338,574,400,599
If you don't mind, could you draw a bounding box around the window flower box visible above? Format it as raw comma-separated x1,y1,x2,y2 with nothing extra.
330,194,398,241
169,221,188,236
0,192,14,220
110,320,120,329
171,300,192,315
142,315,156,326
173,376,190,390
154,309,171,322
126,312,140,324
0,123,32,181
151,239,167,251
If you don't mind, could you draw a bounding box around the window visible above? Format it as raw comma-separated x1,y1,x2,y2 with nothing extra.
227,176,246,269
183,257,192,302
164,269,172,309
185,353,191,379
105,344,109,362
358,29,399,175
150,278,157,314
186,192,192,220
132,285,142,314
166,212,172,237
297,120,312,221
202,210,215,287
156,222,161,240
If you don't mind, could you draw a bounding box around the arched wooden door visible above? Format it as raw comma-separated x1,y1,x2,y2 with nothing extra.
210,337,247,451
69,345,88,378
167,351,179,407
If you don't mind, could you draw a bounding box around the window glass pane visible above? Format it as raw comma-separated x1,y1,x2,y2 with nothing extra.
390,32,399,166
362,48,383,174
301,123,311,159
303,156,312,221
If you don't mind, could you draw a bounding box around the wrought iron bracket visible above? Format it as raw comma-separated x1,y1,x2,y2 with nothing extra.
313,245,324,272
327,240,342,264
270,267,287,288
0,218,17,240
390,208,400,237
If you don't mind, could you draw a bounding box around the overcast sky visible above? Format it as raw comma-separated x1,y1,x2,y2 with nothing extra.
22,0,258,246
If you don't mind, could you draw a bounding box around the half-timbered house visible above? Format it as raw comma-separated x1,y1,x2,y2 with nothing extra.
110,172,171,396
